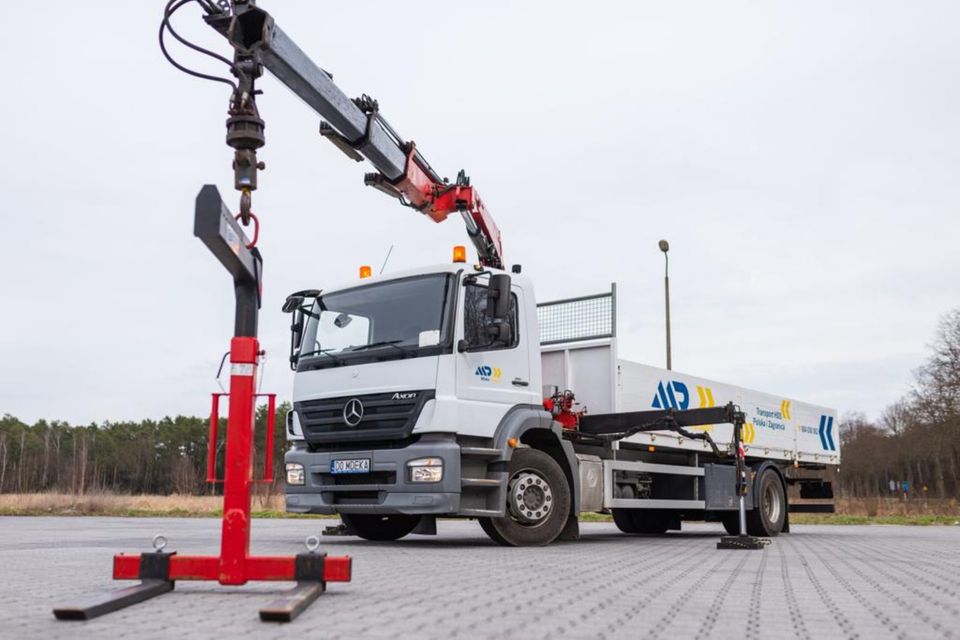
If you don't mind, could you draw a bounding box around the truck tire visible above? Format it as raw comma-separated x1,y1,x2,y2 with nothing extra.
340,513,420,541
611,485,643,533
746,468,786,537
478,448,571,546
612,509,641,533
629,509,670,534
721,513,741,536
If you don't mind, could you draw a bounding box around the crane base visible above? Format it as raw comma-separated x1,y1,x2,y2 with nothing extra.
717,535,771,550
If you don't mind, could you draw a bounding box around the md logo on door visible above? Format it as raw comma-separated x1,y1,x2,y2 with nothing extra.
475,365,502,383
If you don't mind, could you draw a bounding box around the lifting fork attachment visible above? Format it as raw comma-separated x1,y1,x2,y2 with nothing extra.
53,185,352,623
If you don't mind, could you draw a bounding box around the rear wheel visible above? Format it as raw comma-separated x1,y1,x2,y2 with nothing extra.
478,448,571,546
612,509,641,533
746,469,786,537
340,513,420,541
721,513,741,535
612,509,671,534
632,509,672,534
611,485,642,533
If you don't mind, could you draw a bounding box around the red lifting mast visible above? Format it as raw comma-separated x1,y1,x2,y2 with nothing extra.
53,186,352,623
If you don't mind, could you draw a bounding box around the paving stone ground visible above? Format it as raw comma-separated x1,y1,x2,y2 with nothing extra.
0,516,958,639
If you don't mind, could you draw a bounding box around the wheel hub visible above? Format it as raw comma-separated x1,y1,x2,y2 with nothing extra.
764,482,782,524
508,471,553,524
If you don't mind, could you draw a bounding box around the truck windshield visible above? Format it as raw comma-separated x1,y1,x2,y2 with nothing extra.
298,274,455,369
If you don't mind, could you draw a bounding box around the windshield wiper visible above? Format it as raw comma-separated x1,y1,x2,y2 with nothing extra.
348,340,414,354
297,348,343,363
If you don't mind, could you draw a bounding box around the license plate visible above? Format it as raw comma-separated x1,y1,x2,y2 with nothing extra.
330,459,371,474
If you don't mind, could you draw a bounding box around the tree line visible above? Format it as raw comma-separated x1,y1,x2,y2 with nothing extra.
0,404,288,495
839,309,960,499
1,310,958,499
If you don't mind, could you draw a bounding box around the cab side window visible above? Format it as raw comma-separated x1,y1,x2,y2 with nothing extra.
463,283,519,350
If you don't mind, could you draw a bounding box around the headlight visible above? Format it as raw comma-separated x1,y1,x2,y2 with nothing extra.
286,462,305,486
407,457,443,483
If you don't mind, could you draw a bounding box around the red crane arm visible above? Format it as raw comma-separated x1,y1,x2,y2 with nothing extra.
365,143,504,270
202,4,505,270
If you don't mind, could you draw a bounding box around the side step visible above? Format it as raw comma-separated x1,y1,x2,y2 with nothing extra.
458,508,502,518
460,447,502,458
461,478,500,489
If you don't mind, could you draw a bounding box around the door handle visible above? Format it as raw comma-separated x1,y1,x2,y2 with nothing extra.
512,378,529,387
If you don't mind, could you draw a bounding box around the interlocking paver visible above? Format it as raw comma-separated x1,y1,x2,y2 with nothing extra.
0,517,958,639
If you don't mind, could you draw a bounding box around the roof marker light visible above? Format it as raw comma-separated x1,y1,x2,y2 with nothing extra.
359,265,372,279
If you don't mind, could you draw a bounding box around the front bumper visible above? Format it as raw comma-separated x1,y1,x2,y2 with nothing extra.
285,434,461,515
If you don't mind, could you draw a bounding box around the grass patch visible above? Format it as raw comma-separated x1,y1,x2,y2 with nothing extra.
2,493,958,525
578,512,613,523
790,513,960,526
0,492,277,518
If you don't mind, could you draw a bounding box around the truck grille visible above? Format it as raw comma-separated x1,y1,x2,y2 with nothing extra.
295,390,434,445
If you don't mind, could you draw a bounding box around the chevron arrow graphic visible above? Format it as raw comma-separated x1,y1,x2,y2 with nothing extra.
780,399,792,420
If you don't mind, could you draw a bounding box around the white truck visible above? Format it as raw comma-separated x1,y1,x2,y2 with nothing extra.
282,265,839,546
190,2,839,546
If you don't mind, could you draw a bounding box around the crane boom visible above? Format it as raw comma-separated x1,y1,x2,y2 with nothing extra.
202,2,504,269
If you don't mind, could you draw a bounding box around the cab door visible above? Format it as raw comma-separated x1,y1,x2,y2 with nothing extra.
454,276,537,435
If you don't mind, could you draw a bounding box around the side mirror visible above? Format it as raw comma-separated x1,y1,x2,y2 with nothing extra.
486,273,512,321
282,295,304,313
288,309,304,370
282,290,320,369
282,289,321,313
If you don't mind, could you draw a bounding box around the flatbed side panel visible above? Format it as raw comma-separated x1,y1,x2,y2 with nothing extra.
616,360,839,465
540,339,616,413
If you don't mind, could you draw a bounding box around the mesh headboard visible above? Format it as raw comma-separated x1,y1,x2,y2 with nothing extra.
537,284,616,345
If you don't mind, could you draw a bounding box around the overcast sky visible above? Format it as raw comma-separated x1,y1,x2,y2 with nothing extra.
2,1,958,425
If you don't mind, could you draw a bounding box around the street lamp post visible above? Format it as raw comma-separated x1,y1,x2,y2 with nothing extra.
659,239,672,370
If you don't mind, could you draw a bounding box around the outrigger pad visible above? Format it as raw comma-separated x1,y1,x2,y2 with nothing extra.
717,535,771,550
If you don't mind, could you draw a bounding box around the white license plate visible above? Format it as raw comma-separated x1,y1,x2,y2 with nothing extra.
330,459,371,474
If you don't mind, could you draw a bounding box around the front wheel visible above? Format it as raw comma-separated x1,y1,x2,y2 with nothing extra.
478,448,571,546
340,513,420,541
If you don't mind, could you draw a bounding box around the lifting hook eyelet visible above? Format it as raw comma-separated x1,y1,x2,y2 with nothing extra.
235,211,260,249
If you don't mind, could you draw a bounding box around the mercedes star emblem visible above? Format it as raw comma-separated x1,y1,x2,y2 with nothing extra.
343,398,364,427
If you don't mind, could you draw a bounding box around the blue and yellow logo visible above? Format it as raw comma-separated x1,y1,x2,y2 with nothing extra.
475,365,502,383
651,380,689,410
651,381,716,410
653,381,717,432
